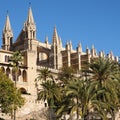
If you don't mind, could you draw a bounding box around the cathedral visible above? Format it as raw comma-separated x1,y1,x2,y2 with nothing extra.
0,7,118,119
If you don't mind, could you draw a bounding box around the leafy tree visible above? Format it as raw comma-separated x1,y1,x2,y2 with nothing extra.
0,69,24,119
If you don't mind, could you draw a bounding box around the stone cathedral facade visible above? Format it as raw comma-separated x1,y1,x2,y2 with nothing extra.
0,7,118,119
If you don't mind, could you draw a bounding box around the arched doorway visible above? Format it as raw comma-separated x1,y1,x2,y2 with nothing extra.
19,87,27,94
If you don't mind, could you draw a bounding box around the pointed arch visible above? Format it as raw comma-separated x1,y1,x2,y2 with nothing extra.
18,69,21,76
6,67,10,77
1,67,5,73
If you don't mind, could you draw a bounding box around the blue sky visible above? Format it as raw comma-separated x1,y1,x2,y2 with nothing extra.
0,0,120,56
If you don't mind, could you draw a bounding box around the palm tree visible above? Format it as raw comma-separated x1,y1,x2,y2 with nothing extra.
66,79,98,120
9,51,23,120
66,78,112,120
53,66,76,119
66,79,82,120
9,51,22,87
58,66,75,85
54,84,73,120
38,80,61,120
36,68,53,82
88,57,118,83
35,68,58,120
87,57,120,119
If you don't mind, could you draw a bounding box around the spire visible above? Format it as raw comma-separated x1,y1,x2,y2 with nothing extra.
59,37,62,48
23,7,36,40
51,26,62,69
45,36,48,44
52,26,59,45
91,44,96,57
86,46,90,54
2,13,13,51
92,45,94,49
77,42,82,52
27,7,34,24
3,14,12,32
109,51,114,60
69,40,72,50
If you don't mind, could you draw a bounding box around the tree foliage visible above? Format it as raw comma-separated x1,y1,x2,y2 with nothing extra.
36,57,120,119
0,69,24,118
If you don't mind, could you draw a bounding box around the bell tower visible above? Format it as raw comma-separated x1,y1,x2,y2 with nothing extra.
23,7,37,51
22,7,38,95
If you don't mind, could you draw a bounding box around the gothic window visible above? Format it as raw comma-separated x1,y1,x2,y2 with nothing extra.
26,31,28,38
10,37,13,45
3,38,5,45
7,37,9,43
5,55,9,62
33,31,35,38
30,31,32,38
23,70,27,82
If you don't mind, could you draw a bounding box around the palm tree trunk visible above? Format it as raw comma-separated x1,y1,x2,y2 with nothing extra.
76,98,79,120
13,72,18,120
13,109,16,120
84,110,89,120
48,107,56,120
